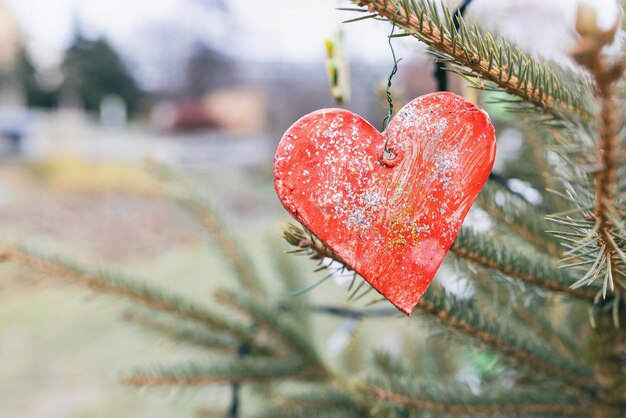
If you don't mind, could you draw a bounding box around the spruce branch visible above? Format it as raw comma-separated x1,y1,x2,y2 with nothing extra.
270,236,310,295
586,309,626,413
282,223,364,299
257,404,366,418
371,351,412,378
121,310,239,353
350,0,592,121
469,270,582,360
281,225,592,386
282,223,597,300
451,227,598,300
356,378,590,416
257,386,368,418
564,5,626,297
282,223,347,266
416,287,594,390
268,236,313,330
175,193,264,296
122,359,306,386
0,246,256,345
214,289,329,379
510,127,569,213
477,180,563,258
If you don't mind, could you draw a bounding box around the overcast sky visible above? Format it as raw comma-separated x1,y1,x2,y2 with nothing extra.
4,0,397,63
3,0,619,87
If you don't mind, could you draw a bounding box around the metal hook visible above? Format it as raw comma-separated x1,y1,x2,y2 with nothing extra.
382,2,402,158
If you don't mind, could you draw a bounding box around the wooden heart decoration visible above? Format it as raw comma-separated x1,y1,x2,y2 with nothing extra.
274,92,496,315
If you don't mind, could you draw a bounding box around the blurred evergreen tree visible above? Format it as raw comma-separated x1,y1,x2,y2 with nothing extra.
17,48,58,109
62,32,141,115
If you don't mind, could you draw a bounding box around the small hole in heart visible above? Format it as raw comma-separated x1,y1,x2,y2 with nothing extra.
380,147,402,167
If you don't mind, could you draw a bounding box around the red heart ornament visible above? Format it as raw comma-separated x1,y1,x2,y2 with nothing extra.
274,92,496,315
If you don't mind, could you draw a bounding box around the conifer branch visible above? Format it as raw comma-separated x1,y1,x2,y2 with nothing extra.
371,351,412,379
282,223,363,299
594,133,621,216
477,180,563,258
451,227,598,300
567,7,626,295
151,163,264,295
122,359,307,386
416,287,594,390
214,290,329,379
282,223,347,265
257,387,368,418
519,128,569,213
257,404,366,418
350,0,592,121
356,379,590,416
121,311,239,353
0,246,256,344
470,271,581,360
282,223,597,300
587,310,626,411
281,224,592,386
175,194,264,295
269,237,313,330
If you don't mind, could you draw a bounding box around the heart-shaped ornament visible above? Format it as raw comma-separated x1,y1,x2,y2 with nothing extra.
274,92,496,315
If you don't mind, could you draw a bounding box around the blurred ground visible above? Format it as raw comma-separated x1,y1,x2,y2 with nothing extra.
0,112,281,417
0,114,423,418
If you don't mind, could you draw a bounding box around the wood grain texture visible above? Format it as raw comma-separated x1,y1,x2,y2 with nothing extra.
274,92,496,315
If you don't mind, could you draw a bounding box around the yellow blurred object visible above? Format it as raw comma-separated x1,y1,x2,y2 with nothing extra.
325,30,350,104
325,39,334,57
575,3,600,36
29,155,162,194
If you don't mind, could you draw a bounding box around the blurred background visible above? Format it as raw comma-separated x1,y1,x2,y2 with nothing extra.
0,0,617,417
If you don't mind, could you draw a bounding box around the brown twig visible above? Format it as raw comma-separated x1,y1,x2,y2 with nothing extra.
122,365,304,387
123,375,248,386
571,6,625,291
358,384,591,416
